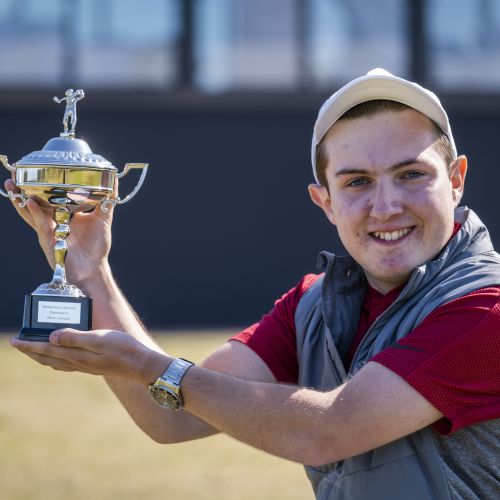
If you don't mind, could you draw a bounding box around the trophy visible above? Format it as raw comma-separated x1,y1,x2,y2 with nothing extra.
0,89,148,341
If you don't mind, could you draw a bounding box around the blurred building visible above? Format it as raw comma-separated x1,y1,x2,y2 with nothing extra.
1,0,500,91
0,0,499,328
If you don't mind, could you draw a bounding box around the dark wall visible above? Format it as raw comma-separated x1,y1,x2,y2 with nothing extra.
0,97,499,329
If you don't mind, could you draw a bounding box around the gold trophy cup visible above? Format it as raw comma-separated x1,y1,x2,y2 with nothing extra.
0,89,148,341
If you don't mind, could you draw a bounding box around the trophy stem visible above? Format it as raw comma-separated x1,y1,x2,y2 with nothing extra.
19,202,91,341
51,207,72,285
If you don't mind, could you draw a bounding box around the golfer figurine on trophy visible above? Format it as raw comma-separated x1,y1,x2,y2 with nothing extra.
0,90,149,341
53,89,85,137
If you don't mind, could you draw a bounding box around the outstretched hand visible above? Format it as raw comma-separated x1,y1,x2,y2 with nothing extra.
10,329,168,385
4,179,114,285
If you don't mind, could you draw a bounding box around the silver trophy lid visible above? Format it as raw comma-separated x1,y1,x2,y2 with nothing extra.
16,137,116,170
16,88,117,171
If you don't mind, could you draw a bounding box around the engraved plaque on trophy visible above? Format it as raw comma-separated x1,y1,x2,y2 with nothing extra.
0,89,149,341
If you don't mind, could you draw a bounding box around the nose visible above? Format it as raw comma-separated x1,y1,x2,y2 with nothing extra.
369,182,403,221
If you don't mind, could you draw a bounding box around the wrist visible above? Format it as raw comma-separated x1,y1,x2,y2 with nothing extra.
140,351,172,387
75,260,113,295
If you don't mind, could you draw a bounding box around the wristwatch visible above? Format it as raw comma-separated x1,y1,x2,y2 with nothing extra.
149,357,194,411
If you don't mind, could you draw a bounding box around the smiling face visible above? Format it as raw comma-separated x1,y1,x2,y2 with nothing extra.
309,108,467,294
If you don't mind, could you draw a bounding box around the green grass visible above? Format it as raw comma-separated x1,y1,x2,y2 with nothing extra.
0,331,312,500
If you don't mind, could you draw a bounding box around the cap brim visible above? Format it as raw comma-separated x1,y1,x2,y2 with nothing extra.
311,72,456,183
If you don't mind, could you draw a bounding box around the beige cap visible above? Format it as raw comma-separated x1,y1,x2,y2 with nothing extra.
311,68,457,183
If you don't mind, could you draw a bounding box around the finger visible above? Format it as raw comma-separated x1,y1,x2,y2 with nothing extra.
22,351,96,374
11,336,69,357
11,336,101,373
9,336,76,369
25,198,56,232
20,350,77,371
5,179,56,236
50,328,108,351
5,178,19,193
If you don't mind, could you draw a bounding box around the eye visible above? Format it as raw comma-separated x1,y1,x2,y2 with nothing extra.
346,177,370,187
401,170,424,180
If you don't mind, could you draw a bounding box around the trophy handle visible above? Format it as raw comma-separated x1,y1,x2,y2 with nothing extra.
0,155,15,173
100,163,149,212
0,190,28,207
0,155,27,207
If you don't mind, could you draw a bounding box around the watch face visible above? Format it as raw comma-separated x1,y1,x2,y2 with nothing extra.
151,386,181,411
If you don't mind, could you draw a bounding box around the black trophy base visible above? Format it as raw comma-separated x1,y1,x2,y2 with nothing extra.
18,294,92,342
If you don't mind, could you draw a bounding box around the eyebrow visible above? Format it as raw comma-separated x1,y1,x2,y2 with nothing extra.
334,158,424,177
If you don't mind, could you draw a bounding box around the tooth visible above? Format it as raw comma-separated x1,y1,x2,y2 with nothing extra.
371,227,413,241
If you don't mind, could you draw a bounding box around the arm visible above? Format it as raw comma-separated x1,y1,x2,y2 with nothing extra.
178,360,441,465
7,185,442,459
5,179,275,442
179,288,500,462
12,329,442,465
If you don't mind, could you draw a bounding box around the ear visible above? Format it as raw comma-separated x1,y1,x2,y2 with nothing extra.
308,183,336,225
450,155,467,207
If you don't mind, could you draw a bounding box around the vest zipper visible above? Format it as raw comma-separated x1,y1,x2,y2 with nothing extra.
347,271,421,374
327,343,347,383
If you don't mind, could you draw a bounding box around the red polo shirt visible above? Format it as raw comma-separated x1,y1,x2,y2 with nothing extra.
231,274,500,434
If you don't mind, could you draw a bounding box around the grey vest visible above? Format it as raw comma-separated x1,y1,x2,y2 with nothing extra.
295,208,500,499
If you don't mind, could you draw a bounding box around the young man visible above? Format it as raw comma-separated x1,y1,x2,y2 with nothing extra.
9,69,500,499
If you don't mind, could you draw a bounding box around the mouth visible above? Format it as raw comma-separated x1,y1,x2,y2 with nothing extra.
370,226,415,242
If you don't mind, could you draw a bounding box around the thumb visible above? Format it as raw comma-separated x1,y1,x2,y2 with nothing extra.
49,328,105,351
